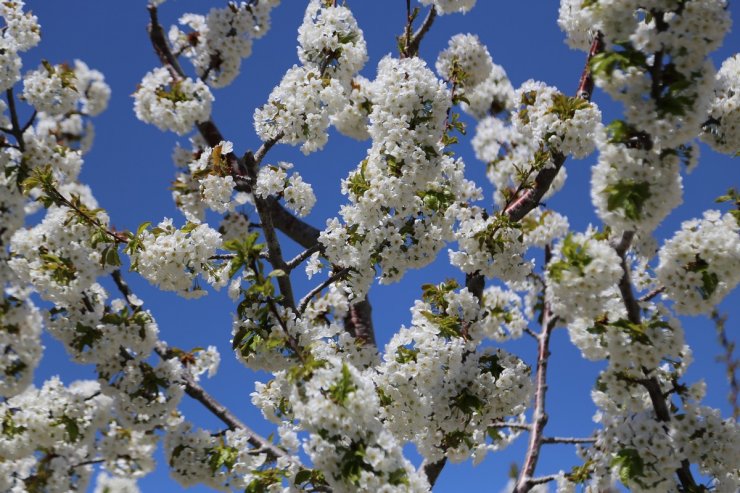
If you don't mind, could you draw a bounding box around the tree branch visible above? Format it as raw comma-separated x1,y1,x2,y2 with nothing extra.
154,342,288,461
299,267,352,313
541,436,596,444
343,298,377,346
242,151,296,310
528,474,559,486
712,310,739,419
514,247,557,493
145,2,375,350
5,88,26,152
110,268,289,462
405,6,437,58
613,231,700,492
503,34,603,223
286,244,322,272
420,457,447,488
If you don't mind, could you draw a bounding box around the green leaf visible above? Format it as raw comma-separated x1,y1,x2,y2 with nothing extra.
395,346,419,364
685,254,719,300
547,93,592,120
603,179,651,221
207,443,239,473
548,234,593,282
611,448,645,486
388,468,409,486
328,363,357,406
55,415,81,442
294,469,312,485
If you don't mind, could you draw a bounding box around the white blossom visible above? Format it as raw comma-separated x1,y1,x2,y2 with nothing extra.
134,67,213,135
656,211,740,315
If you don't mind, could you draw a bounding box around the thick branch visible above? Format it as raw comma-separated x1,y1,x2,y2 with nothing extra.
421,457,447,488
5,88,26,152
343,298,376,346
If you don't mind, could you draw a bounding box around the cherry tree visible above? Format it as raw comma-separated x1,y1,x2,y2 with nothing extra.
1,0,739,492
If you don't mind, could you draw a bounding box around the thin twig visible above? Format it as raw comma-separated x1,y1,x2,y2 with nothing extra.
541,436,596,444
712,310,739,419
523,327,539,340
406,6,437,58
286,244,322,272
299,267,352,313
527,474,559,486
253,132,284,167
639,286,665,303
489,421,532,431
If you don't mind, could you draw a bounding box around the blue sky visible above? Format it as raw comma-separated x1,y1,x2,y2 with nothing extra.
21,1,740,491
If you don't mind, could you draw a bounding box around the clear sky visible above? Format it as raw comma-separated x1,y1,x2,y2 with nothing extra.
22,1,740,491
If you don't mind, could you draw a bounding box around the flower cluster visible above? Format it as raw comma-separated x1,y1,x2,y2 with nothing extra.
420,0,476,15
9,190,116,305
460,62,516,119
93,473,141,493
331,75,373,140
164,423,269,489
375,282,532,463
0,290,42,398
254,0,367,154
0,378,114,492
298,0,368,82
472,80,602,207
128,218,226,298
321,55,480,294
546,231,623,323
591,139,684,233
701,54,740,155
656,210,740,315
449,209,531,282
173,140,244,219
583,401,740,493
168,1,280,87
291,359,430,491
134,67,213,135
0,1,40,91
46,285,158,374
23,62,81,116
436,33,493,87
